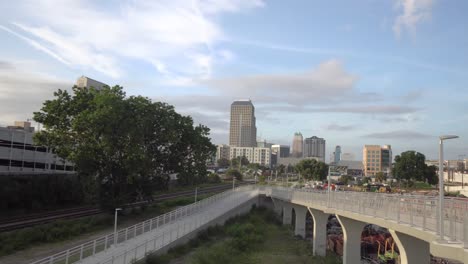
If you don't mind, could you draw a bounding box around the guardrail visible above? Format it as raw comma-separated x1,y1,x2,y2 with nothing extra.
264,187,468,246
30,185,256,264
30,186,468,264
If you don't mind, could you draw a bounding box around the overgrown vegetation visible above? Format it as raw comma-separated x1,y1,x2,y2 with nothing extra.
0,215,111,256
0,194,212,257
142,206,342,264
0,174,84,213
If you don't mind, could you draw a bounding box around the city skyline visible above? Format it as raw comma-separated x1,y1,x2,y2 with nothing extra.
0,1,466,160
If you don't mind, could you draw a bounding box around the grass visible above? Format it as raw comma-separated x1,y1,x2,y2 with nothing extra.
141,206,342,264
0,193,214,258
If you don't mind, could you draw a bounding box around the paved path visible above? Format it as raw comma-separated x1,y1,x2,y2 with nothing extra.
79,189,258,264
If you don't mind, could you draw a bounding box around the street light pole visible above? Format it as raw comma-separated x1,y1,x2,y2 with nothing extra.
114,208,122,246
438,135,459,241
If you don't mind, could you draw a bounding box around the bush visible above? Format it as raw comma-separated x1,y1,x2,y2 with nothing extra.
207,173,221,183
0,215,112,256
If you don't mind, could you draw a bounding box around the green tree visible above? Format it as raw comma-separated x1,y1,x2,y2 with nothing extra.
33,86,215,210
230,157,240,168
294,159,328,181
339,175,353,185
240,156,250,166
226,168,243,181
217,158,230,167
375,172,386,183
394,151,438,186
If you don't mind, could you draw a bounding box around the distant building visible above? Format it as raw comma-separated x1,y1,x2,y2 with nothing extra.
341,152,355,161
0,122,74,174
271,145,290,158
303,136,326,162
229,147,270,167
334,145,341,163
257,139,274,148
76,76,108,90
362,145,392,177
216,144,230,162
291,132,303,158
229,100,257,147
277,156,321,167
7,121,35,133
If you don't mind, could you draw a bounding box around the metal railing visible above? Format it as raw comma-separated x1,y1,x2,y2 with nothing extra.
30,186,468,264
30,185,256,264
264,186,468,246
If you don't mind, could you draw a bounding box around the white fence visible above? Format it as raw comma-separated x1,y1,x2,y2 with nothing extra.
30,186,468,264
265,187,468,246
30,185,256,264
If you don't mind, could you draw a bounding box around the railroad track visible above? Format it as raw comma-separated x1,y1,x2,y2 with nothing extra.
0,181,252,232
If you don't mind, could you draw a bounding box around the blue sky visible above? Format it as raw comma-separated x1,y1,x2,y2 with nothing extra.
0,0,467,160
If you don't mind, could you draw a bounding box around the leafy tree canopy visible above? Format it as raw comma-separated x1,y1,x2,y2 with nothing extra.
33,86,215,210
294,159,328,181
394,151,438,185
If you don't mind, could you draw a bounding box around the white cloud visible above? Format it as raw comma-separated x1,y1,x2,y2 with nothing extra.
0,60,71,126
201,59,359,104
2,0,263,79
393,0,433,38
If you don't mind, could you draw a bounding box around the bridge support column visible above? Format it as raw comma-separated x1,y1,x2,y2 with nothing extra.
282,202,292,225
271,198,283,216
389,229,430,264
293,205,307,238
308,208,329,256
336,215,366,264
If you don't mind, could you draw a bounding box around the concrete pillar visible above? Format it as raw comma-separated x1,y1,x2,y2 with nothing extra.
282,202,292,225
389,229,430,264
293,205,307,238
336,215,366,264
308,208,329,256
271,198,283,216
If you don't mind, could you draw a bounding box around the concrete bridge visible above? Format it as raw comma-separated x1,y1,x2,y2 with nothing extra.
30,186,468,264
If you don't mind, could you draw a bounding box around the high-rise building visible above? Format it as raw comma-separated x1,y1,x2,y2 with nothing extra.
363,145,392,177
334,145,341,163
229,100,257,147
271,145,290,158
303,136,326,162
76,76,108,90
291,132,303,158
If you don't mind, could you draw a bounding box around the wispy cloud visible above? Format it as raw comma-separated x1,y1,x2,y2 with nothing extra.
326,123,356,131
3,0,264,79
393,0,433,38
363,130,433,139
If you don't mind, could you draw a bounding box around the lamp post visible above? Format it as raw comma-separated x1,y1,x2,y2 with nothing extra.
114,208,122,245
459,155,466,189
438,135,459,241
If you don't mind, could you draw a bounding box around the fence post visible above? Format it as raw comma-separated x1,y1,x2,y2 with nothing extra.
49,256,54,264
449,207,455,241
150,219,153,231
65,250,70,264
422,200,426,231
134,225,137,238
125,228,128,241
105,235,108,250
397,197,401,223
464,210,468,249
80,244,84,260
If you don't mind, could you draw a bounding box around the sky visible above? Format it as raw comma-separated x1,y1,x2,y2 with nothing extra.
0,0,467,161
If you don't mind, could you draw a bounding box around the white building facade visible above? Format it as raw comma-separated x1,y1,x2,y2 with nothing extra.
0,124,74,174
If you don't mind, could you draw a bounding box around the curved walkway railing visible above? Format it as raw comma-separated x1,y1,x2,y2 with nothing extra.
264,186,468,246
30,185,256,264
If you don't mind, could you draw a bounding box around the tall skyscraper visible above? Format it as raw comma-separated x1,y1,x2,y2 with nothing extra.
291,132,303,158
334,145,341,163
303,136,326,162
229,100,257,147
363,145,392,177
